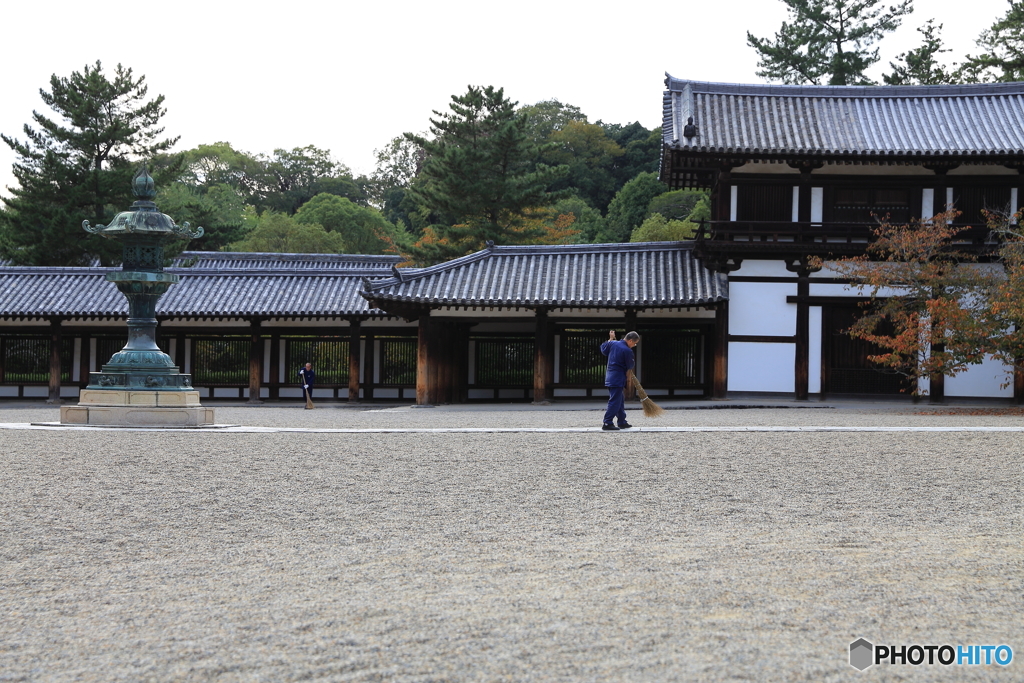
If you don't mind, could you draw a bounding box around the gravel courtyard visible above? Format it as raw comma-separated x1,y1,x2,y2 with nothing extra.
1,402,1022,681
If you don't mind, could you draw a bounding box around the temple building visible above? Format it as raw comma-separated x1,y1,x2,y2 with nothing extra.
662,76,1024,402
3,76,1024,403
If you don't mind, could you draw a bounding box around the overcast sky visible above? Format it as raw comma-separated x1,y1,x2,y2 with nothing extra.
0,0,1012,199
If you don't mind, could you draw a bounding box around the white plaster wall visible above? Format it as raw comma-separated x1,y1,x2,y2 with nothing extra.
728,343,795,392
729,282,797,336
809,307,822,394
733,260,793,277
945,357,1013,398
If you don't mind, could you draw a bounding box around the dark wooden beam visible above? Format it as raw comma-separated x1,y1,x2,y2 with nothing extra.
794,276,809,401
533,309,551,403
930,343,945,404
46,318,62,404
348,319,362,402
713,303,729,399
247,318,263,404
416,316,430,405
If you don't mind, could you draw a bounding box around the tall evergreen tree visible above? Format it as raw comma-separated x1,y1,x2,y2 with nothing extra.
747,0,914,85
960,1,1024,82
404,86,568,263
883,19,954,85
1,61,178,265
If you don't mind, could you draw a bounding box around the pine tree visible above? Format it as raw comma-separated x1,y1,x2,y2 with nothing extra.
960,1,1024,82
404,86,568,263
883,19,954,85
1,61,178,265
747,0,914,85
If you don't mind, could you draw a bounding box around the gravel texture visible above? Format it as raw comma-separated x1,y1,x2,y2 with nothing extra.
1,402,1022,681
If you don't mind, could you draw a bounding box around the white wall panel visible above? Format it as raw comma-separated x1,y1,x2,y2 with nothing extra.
728,343,795,392
809,307,822,394
729,282,797,336
811,187,823,223
733,260,793,277
945,357,1013,398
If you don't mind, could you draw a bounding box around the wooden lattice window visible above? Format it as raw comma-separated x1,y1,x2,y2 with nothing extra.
191,337,248,386
285,337,350,385
2,336,74,383
560,330,610,385
379,337,417,386
474,337,532,386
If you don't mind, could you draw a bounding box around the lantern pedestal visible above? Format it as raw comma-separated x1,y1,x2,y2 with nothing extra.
60,388,215,426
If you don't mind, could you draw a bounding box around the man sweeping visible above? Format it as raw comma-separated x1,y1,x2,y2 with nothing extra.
299,362,315,409
600,330,639,431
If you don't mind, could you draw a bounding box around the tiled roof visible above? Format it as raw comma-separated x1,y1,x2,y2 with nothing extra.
361,242,727,309
0,252,397,319
663,76,1024,159
170,251,401,271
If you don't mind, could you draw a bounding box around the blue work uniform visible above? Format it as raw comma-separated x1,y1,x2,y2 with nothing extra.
299,367,315,400
601,339,635,425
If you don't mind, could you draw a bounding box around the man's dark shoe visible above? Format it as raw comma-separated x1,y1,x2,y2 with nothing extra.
618,421,633,429
602,423,620,431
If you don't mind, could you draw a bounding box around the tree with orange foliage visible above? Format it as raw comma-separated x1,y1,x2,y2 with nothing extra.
823,210,1001,395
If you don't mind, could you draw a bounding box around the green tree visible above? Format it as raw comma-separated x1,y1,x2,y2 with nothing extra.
519,99,588,147
551,195,606,244
0,61,178,265
599,172,667,243
404,85,568,263
602,122,661,206
543,121,624,213
155,181,249,251
630,214,697,242
245,146,365,214
747,0,914,85
295,193,409,254
883,19,955,85
228,210,346,254
369,134,426,232
960,1,1024,82
647,189,709,221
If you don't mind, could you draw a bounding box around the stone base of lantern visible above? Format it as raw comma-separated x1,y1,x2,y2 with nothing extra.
60,389,215,427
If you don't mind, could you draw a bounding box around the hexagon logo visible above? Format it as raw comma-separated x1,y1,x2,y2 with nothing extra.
850,638,874,671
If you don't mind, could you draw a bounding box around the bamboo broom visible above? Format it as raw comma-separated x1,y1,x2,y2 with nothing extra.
629,370,665,418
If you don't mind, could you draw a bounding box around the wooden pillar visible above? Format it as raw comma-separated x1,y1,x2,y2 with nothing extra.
348,319,361,402
247,318,263,404
0,335,5,385
533,309,552,403
795,274,810,401
713,302,728,399
47,318,62,404
929,343,945,404
416,316,431,405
